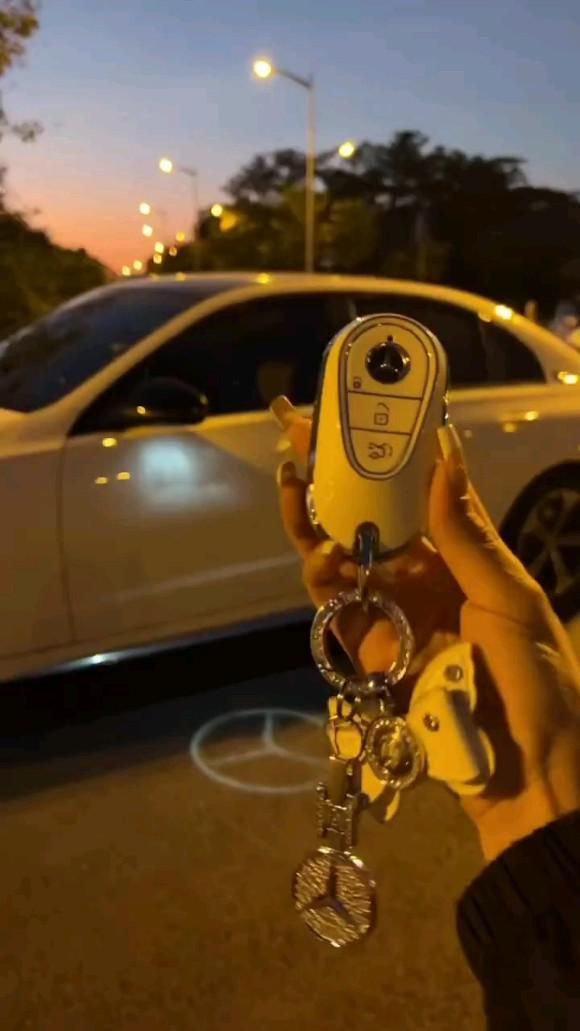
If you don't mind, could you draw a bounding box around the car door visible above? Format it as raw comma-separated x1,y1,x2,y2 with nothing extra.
353,292,545,524
60,292,346,648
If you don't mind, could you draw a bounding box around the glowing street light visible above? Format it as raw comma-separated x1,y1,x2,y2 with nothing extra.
154,241,165,254
121,265,131,277
252,57,273,80
210,203,224,218
169,245,178,257
338,139,356,159
176,231,186,243
252,54,315,272
142,224,153,238
158,157,200,264
138,201,152,216
153,253,163,265
133,259,144,272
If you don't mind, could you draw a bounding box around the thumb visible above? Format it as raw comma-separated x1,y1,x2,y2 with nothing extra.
429,425,541,622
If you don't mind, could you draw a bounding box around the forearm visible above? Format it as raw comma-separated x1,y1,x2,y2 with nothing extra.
457,810,580,1028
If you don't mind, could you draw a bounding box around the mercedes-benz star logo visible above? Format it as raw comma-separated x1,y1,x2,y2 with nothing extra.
293,846,376,948
190,707,326,796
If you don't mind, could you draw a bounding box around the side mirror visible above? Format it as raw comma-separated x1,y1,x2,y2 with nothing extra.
97,377,209,432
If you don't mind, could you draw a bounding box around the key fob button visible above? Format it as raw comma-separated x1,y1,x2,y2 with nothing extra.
349,429,408,476
366,341,410,384
347,393,421,435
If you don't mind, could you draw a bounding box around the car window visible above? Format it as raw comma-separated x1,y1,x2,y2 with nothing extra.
354,293,486,387
0,283,227,412
140,293,345,414
481,321,544,385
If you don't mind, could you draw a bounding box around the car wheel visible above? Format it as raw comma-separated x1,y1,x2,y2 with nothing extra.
501,468,580,621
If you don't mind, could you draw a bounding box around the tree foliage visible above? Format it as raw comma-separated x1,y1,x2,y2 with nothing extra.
161,130,580,314
0,1,40,145
0,2,108,339
0,0,37,75
0,212,110,336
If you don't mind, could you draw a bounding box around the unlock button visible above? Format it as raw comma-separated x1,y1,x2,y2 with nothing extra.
373,402,390,427
347,392,420,434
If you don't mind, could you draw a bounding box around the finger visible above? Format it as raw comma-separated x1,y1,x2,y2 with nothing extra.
429,426,541,620
270,394,312,464
277,460,318,558
303,540,346,589
286,416,312,464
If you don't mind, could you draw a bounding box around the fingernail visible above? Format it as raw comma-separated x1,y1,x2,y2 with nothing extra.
276,460,296,487
270,395,295,430
437,423,464,461
437,424,468,495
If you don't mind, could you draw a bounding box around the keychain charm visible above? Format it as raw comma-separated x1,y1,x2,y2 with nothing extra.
365,714,423,790
293,847,376,949
293,756,376,948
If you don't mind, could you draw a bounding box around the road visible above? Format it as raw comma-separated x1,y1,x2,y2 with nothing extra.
0,627,488,1031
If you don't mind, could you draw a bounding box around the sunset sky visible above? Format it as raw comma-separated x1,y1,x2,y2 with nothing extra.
3,0,580,273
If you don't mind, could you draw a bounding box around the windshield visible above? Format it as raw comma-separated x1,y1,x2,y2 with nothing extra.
0,282,224,412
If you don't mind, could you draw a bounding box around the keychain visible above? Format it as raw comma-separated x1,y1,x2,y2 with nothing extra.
291,314,495,948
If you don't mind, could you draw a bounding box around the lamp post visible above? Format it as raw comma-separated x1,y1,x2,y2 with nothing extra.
158,158,200,268
252,57,315,273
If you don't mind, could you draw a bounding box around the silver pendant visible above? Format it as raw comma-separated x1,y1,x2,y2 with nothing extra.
365,715,423,791
293,846,376,948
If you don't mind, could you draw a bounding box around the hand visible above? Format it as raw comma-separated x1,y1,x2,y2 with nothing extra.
272,396,580,862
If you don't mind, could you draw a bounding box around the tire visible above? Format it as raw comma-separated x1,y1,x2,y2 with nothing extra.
501,466,580,621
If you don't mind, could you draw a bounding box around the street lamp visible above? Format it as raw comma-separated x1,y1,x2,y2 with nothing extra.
121,265,131,277
210,203,224,218
159,156,200,248
138,201,152,216
338,139,356,159
252,56,315,273
133,259,144,272
154,241,165,254
142,224,153,238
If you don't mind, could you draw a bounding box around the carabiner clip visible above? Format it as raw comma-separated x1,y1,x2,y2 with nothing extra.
355,522,379,612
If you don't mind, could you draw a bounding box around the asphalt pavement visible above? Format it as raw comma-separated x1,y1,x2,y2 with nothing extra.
0,627,486,1031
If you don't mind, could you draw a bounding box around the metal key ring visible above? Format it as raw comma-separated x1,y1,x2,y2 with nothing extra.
310,588,414,698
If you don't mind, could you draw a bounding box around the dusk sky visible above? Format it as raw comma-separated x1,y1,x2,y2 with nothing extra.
2,0,580,273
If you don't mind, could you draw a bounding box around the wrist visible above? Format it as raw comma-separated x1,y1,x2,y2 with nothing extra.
473,775,580,863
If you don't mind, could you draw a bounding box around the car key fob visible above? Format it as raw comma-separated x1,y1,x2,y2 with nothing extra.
307,314,448,557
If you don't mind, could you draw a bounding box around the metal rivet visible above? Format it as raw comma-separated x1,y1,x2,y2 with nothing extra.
444,664,463,682
423,713,440,732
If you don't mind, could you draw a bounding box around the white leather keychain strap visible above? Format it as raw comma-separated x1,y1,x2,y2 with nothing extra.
407,641,495,795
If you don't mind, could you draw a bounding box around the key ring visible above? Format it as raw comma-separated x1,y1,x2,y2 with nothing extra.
310,588,414,698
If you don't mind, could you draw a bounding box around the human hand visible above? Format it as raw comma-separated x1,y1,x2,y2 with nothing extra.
272,396,580,862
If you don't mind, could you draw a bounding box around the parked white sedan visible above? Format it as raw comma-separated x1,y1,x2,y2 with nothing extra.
1,272,580,681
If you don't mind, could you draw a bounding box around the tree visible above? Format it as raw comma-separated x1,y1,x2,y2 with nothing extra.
164,130,580,312
0,212,109,336
0,1,40,155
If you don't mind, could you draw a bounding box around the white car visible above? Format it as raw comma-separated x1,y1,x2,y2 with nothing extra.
1,272,580,681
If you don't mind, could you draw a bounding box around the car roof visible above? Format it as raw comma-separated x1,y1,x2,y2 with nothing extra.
107,270,522,322
106,271,573,367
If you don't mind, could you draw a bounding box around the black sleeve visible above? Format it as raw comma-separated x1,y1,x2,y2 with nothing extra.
456,810,580,1029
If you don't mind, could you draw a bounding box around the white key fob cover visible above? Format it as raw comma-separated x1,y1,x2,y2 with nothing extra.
308,314,448,555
